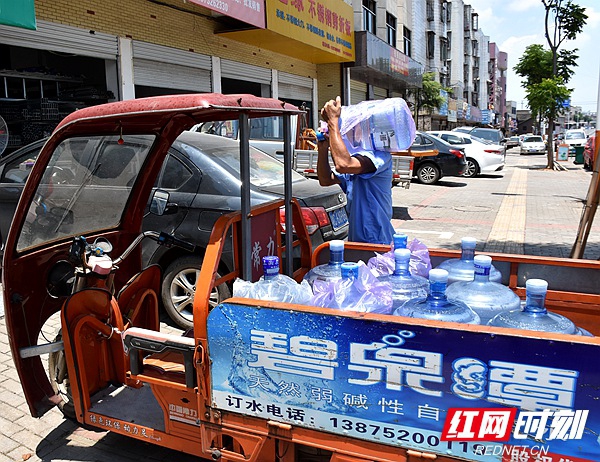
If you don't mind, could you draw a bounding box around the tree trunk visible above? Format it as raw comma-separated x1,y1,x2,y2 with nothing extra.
547,118,555,168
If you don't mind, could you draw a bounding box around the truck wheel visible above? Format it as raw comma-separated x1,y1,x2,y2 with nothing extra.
162,256,232,330
463,158,480,178
416,163,440,185
48,332,76,420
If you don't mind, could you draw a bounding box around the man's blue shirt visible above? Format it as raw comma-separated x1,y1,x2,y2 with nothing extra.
335,145,395,244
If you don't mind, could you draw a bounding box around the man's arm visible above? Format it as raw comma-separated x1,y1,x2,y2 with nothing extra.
316,137,340,186
320,96,376,176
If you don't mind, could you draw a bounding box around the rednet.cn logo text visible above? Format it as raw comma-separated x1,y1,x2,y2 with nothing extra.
441,408,589,442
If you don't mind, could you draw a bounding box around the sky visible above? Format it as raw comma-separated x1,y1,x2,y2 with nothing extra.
466,0,600,113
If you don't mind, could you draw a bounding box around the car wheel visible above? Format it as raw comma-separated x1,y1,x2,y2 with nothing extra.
48,331,76,420
162,255,232,330
416,163,440,185
464,158,479,178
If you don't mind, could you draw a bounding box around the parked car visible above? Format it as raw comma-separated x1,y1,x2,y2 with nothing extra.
583,134,595,170
563,129,588,155
427,130,505,178
452,126,505,145
520,135,547,155
409,132,467,184
505,136,521,149
0,133,349,329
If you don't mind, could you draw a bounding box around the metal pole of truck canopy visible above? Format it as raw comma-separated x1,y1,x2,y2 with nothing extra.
283,114,294,276
239,112,252,281
571,65,600,258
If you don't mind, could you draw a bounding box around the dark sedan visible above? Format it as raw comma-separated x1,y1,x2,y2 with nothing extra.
0,132,349,329
410,132,467,184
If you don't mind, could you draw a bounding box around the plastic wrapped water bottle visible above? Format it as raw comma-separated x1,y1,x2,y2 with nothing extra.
488,279,592,335
446,255,521,324
304,240,345,286
436,237,502,284
233,256,313,305
340,98,416,153
311,262,392,314
368,233,408,276
378,249,429,312
395,269,481,324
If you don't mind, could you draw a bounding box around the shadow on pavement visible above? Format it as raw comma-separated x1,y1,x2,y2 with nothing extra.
36,419,204,462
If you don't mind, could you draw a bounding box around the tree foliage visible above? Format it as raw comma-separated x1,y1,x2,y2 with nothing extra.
516,1,588,167
514,44,577,87
410,72,447,129
526,76,571,123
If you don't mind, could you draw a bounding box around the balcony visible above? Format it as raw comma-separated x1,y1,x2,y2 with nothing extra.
350,31,424,90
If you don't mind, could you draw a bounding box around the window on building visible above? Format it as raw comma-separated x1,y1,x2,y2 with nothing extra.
386,13,397,47
426,0,434,21
472,13,479,31
403,27,412,57
363,0,376,34
446,2,452,22
440,37,448,62
427,31,436,59
447,32,452,52
441,2,447,23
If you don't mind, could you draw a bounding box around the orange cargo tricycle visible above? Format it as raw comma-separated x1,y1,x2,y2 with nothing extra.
3,94,600,462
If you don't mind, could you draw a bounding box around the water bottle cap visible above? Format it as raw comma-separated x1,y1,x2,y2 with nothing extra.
394,248,411,261
461,237,477,249
262,256,279,274
429,268,449,284
340,262,359,279
473,255,492,267
526,279,548,294
329,240,345,252
393,233,408,248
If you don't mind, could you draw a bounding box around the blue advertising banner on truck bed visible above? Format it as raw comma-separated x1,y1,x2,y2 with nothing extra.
207,302,600,461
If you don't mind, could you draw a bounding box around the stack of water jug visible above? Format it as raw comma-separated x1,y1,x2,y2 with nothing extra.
233,235,592,337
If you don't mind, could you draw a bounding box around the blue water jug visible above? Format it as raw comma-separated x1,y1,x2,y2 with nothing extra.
488,279,592,335
436,237,502,284
445,255,521,324
395,268,480,324
312,262,392,314
304,240,345,285
378,249,429,312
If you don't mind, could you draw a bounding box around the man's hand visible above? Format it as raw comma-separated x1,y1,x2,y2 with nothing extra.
321,96,342,127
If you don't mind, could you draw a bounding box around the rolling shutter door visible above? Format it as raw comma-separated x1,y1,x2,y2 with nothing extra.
132,41,211,92
278,72,312,101
373,86,388,100
0,20,118,59
349,80,367,105
133,59,211,91
221,59,271,84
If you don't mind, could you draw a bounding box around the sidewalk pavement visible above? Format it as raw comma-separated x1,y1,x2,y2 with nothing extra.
0,149,599,461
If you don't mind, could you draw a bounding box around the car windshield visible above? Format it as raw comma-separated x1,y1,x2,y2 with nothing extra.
182,132,305,187
17,135,154,252
565,132,586,140
524,136,543,143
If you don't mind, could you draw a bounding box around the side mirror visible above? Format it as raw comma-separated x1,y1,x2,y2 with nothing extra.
150,189,178,216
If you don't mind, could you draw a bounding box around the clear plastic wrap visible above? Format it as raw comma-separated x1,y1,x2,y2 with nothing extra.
368,238,432,278
233,274,314,305
311,261,393,314
339,98,416,152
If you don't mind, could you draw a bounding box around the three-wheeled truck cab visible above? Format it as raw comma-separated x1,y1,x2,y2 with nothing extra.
3,94,600,462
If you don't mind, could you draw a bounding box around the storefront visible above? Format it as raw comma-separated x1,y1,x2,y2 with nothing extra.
0,20,118,154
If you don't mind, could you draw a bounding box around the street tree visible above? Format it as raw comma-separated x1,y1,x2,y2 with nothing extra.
541,0,587,167
525,76,571,152
514,44,578,137
410,72,446,130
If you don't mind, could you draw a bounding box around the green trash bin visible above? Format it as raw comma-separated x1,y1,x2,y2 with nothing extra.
574,146,585,164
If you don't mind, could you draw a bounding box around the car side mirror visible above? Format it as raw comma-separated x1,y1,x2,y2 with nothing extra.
150,189,178,216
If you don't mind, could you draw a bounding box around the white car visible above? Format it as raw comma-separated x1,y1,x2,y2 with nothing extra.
520,135,546,155
427,130,505,178
562,129,587,154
